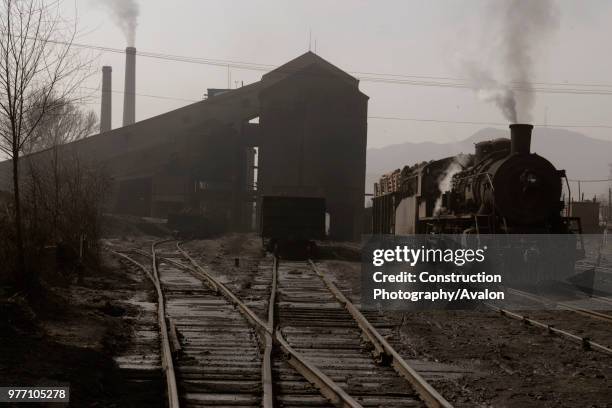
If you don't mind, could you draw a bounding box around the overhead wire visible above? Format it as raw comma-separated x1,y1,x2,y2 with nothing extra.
29,38,612,130
365,116,612,129
78,85,612,130
40,38,612,95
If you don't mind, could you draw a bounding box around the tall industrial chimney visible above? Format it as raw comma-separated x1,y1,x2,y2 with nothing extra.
100,66,112,133
123,46,136,126
509,123,533,155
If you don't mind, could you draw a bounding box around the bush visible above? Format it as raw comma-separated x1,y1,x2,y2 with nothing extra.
0,152,109,286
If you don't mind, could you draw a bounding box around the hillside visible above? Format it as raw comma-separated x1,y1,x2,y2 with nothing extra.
366,127,612,199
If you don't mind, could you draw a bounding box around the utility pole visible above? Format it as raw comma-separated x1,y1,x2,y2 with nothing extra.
609,163,612,223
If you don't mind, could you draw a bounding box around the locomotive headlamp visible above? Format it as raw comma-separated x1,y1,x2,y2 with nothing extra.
520,170,540,192
526,173,538,184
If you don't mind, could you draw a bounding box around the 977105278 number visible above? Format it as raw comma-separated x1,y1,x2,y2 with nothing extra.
0,387,69,402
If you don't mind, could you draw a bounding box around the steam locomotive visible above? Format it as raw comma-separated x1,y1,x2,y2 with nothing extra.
373,124,581,235
371,124,584,282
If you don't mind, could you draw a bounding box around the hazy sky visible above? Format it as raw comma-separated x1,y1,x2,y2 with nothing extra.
69,0,612,148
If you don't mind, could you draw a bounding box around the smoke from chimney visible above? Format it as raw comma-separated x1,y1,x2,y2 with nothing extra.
100,66,112,133
467,0,559,122
102,0,140,46
123,47,136,126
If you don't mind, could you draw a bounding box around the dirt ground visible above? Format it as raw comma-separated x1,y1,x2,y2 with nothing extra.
184,234,612,407
3,230,610,407
322,258,612,408
0,231,164,407
182,233,266,286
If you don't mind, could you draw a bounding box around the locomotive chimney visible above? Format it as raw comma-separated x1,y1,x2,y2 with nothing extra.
509,123,533,155
100,66,112,133
123,47,136,126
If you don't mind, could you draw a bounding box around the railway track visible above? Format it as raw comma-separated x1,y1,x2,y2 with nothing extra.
485,301,612,356
108,246,165,405
275,259,450,407
111,240,452,407
483,239,612,356
176,244,354,407
113,241,270,407
108,235,612,407
177,243,452,407
505,287,612,324
111,242,181,407
178,245,452,406
155,241,266,407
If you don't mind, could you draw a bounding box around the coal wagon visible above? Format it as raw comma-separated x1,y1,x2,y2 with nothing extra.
260,196,326,257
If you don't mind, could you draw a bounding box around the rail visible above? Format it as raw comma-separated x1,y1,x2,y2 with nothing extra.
309,260,453,408
591,294,612,307
175,243,267,329
108,243,180,408
175,242,361,408
151,240,181,408
274,327,362,408
484,303,612,355
261,257,276,408
506,287,612,325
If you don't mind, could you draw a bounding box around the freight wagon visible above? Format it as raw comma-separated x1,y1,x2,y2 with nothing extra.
260,196,326,257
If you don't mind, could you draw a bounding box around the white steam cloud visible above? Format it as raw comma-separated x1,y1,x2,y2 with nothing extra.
102,0,140,46
433,160,464,216
468,0,559,123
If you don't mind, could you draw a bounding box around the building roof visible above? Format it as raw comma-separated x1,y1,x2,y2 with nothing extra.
262,51,359,87
0,51,367,191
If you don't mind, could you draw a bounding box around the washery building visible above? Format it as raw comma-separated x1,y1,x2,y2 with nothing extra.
0,51,369,241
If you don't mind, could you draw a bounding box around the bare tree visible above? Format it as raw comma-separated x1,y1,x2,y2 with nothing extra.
24,97,97,242
22,147,110,273
0,0,91,287
24,96,97,154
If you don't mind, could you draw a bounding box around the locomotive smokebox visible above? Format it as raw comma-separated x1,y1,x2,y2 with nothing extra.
509,123,533,155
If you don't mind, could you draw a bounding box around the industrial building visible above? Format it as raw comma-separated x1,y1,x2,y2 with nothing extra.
570,200,602,233
0,51,368,241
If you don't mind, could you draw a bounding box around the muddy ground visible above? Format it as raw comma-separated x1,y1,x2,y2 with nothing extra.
1,217,164,408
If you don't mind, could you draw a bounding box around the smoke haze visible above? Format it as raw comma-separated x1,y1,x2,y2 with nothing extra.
102,0,140,46
468,67,518,122
469,0,559,123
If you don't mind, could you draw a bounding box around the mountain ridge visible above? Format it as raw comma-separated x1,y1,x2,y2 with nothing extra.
366,127,612,198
